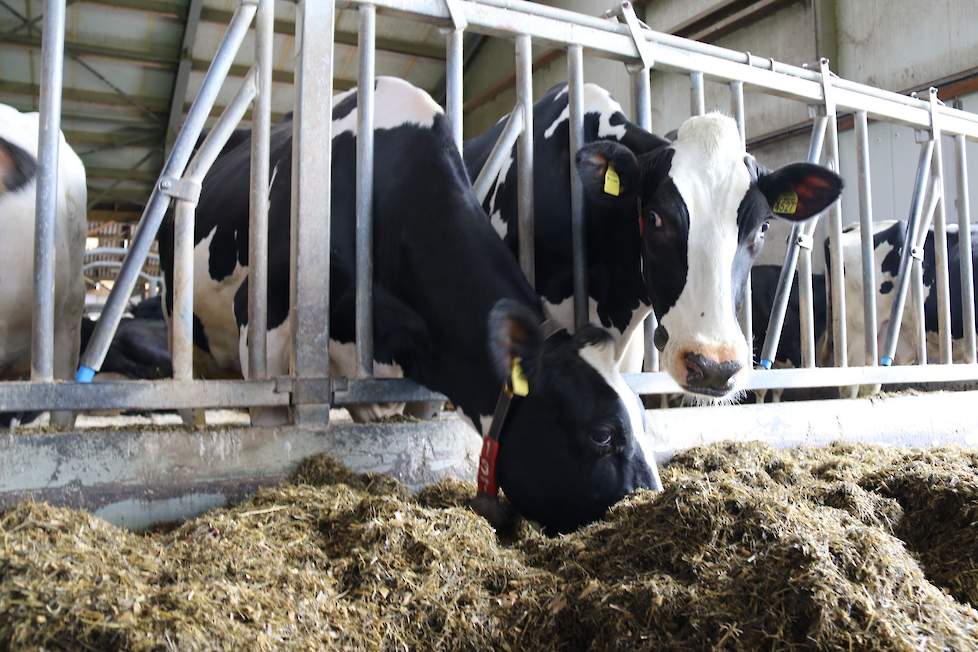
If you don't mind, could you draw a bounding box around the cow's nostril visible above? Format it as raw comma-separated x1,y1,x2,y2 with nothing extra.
683,352,741,393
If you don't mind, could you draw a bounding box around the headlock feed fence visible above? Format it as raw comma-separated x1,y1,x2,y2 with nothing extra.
5,0,978,425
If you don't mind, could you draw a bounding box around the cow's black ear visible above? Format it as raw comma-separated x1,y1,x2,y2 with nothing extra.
488,299,543,391
575,141,640,206
0,136,37,194
757,162,843,221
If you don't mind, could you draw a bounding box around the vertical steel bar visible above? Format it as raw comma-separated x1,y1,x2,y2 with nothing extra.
171,200,195,380
854,110,878,367
929,89,953,364
689,71,705,116
77,2,258,380
355,4,376,377
824,111,847,367
472,104,523,204
758,114,828,368
954,133,977,363
445,28,464,151
881,139,935,365
730,80,752,347
568,45,587,333
248,0,273,381
632,65,659,372
290,0,333,424
32,0,66,383
515,33,535,287
911,252,928,364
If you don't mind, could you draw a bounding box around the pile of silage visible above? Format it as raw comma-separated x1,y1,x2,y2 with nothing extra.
3,442,978,650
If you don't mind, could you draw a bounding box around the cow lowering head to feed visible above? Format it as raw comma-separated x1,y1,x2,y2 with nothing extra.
465,84,843,400
158,77,656,535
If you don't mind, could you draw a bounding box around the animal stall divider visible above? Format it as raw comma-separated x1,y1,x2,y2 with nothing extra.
9,0,978,422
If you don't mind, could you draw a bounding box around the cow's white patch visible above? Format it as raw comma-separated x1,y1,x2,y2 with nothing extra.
193,226,249,374
543,295,651,370
333,77,441,138
655,112,751,393
328,339,406,422
577,339,648,461
542,83,626,140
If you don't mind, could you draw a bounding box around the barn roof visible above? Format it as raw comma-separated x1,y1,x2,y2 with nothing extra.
0,0,467,224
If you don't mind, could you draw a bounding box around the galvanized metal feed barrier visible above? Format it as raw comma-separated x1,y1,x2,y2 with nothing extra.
7,0,978,424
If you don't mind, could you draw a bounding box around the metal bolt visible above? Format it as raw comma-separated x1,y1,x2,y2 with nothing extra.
160,180,171,190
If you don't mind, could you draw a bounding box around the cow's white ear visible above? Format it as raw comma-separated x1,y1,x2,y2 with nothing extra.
488,299,543,391
757,162,843,221
575,142,640,205
0,136,37,194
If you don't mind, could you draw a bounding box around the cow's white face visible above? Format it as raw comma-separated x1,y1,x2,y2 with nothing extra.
576,112,844,401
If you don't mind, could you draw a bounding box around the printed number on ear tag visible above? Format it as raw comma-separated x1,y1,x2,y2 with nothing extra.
604,164,621,197
510,357,529,397
773,191,799,215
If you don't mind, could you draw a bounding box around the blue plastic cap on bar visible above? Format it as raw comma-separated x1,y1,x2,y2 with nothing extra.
75,366,96,383
880,355,893,367
758,359,773,370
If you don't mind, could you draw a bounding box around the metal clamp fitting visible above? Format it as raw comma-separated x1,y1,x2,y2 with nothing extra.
795,233,814,250
159,177,201,204
442,0,467,31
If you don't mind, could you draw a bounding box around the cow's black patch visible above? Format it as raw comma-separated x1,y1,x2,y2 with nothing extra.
0,136,37,193
880,280,894,294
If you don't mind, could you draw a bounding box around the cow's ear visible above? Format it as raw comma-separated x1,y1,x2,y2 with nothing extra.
488,299,543,393
757,162,843,221
0,136,37,194
575,141,640,206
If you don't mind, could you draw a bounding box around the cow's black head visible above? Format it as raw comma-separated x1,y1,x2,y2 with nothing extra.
485,299,655,535
576,113,842,401
0,136,37,195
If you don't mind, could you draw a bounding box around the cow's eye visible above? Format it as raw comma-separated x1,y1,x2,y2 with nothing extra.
649,211,663,229
760,220,770,233
589,426,615,450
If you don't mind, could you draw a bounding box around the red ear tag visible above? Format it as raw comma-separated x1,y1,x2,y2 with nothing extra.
477,437,500,497
639,214,645,238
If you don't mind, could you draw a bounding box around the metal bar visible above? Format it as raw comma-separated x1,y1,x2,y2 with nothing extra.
248,0,274,381
332,378,447,406
622,364,978,395
631,65,660,372
355,3,376,378
914,181,943,364
445,28,464,151
515,33,535,287
689,70,705,116
568,45,587,333
77,0,258,381
471,103,523,204
911,247,928,364
881,140,936,365
348,0,978,139
0,380,291,412
955,133,977,363
854,110,878,367
31,0,67,384
730,79,752,346
928,89,954,364
821,60,847,369
290,0,334,423
758,114,828,368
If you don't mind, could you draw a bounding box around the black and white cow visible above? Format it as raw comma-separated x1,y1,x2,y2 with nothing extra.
464,83,844,400
81,297,171,381
0,104,86,427
158,77,656,535
833,219,978,371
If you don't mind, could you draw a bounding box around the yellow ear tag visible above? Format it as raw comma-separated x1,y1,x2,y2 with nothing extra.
510,357,530,397
603,164,621,197
773,191,799,215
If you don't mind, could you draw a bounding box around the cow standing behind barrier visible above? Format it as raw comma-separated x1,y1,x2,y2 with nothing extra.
158,78,657,535
831,220,978,396
464,83,843,401
0,104,86,427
